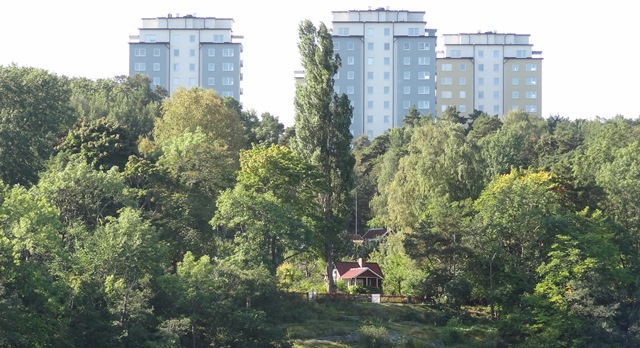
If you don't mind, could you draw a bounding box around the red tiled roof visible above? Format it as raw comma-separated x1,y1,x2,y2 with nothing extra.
335,262,384,279
341,268,383,279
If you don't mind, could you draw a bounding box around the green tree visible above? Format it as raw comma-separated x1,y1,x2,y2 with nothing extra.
292,20,355,293
56,117,137,171
0,65,76,186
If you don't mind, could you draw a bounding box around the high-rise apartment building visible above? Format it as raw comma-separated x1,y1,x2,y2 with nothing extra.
436,32,542,117
331,8,437,139
129,14,243,100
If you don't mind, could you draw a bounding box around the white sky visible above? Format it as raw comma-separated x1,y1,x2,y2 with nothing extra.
1,0,637,127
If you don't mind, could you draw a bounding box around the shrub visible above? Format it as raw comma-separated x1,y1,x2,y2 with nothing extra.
358,325,393,348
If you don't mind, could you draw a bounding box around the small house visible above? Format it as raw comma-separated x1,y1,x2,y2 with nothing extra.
333,258,384,289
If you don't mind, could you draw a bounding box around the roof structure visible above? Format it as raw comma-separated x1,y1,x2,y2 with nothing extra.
334,261,384,279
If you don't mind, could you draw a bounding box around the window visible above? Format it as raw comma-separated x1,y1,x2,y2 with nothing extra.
526,63,537,71
213,35,224,43
347,71,354,79
408,28,420,36
363,86,371,95
478,50,484,58
451,50,461,58
493,64,499,72
367,28,374,36
459,104,466,113
173,49,180,57
384,86,390,94
173,63,179,72
517,50,527,58
441,91,452,98
334,86,340,94
512,105,519,111
347,42,354,50
338,28,349,36
478,64,484,72
153,63,160,71
367,101,374,109
441,77,453,85
384,43,390,50
189,63,196,72
154,48,160,57
493,91,499,99
145,35,156,43
367,57,374,65
418,101,429,109
441,105,448,112
479,77,484,86
189,49,196,57
512,63,520,72
222,49,234,57
367,42,374,51
366,71,373,80
134,48,146,56
512,77,519,85
189,77,196,87
418,57,430,65
403,86,410,94
512,91,519,99
172,35,180,43
494,77,500,86
478,91,485,99
367,130,374,138
418,71,430,80
384,57,390,65
459,91,466,98
442,63,452,71
384,28,391,36
222,91,234,98
478,105,484,111
334,42,340,50
190,35,196,43
493,50,499,58
418,42,430,50
403,42,410,50
493,105,500,113
384,72,390,80
403,101,410,109
207,77,215,85
526,77,537,85
222,77,234,85
206,63,215,72
334,72,340,79
153,77,160,85
459,77,466,85
403,57,411,65
172,78,179,85
347,56,354,65
403,71,410,80
526,104,537,112
418,86,430,94
526,91,537,99
347,86,354,94
459,63,466,71
223,63,234,71
134,63,146,71
384,115,390,123
384,101,390,109
367,115,373,123
208,48,215,57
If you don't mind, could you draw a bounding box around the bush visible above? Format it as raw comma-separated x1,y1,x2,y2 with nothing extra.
358,325,393,348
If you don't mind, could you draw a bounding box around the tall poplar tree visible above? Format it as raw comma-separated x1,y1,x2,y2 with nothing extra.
292,20,355,293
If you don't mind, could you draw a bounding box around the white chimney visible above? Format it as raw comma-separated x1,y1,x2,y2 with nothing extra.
357,258,364,268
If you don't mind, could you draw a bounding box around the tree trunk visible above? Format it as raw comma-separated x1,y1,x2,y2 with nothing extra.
326,242,335,293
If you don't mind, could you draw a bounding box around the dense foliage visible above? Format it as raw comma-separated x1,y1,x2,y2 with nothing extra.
2,29,640,347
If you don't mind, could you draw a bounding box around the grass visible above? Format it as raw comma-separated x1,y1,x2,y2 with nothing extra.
280,299,500,347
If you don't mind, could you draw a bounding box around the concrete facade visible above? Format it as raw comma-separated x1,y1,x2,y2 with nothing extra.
436,32,542,118
129,14,243,101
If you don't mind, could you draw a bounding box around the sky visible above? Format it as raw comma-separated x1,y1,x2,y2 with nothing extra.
1,1,637,127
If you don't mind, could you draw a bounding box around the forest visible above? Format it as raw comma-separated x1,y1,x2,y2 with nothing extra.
2,20,640,347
